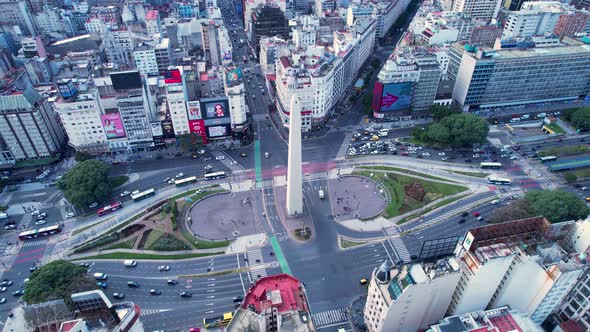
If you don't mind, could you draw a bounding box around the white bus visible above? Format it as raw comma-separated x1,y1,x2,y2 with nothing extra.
175,176,197,187
488,176,512,185
539,156,557,163
480,162,503,169
204,171,227,180
131,188,156,202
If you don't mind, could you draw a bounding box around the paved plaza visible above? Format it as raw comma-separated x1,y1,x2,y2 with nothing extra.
188,191,263,240
329,176,386,221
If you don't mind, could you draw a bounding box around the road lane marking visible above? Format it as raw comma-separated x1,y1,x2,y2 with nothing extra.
270,235,292,275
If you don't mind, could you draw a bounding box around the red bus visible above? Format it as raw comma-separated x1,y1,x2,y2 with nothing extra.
97,201,122,216
18,225,62,241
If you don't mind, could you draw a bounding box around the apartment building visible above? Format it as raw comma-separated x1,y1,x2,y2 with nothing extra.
452,0,502,22
429,306,544,332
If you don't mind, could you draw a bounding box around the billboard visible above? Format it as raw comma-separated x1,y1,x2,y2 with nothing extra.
226,67,242,84
161,120,175,138
186,101,202,120
150,122,163,137
188,119,208,144
379,82,412,112
207,124,231,138
100,113,126,139
110,71,142,91
201,98,230,120
164,69,182,84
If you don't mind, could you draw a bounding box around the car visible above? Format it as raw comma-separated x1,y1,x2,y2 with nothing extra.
175,173,184,178
31,210,40,216
215,155,225,160
0,287,6,292
37,212,47,219
120,191,130,197
510,156,518,160
88,202,98,208
97,282,108,289
360,278,368,285
0,298,5,304
422,152,431,157
79,262,90,268
12,290,23,297
158,266,170,271
29,266,38,272
180,291,192,298
167,279,178,285
127,281,140,288
458,219,466,224
113,293,125,299
168,179,176,184
573,184,583,188
164,177,171,183
150,289,162,295
410,255,418,261
230,161,238,166
66,212,75,218
35,220,46,225
583,187,588,191
464,159,472,163
233,296,244,303
491,200,500,205
4,225,16,230
477,216,484,222
472,212,480,217
461,212,469,217
204,164,213,170
240,153,248,157
0,280,12,287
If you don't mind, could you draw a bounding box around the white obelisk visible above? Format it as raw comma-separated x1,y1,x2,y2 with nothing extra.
286,95,303,216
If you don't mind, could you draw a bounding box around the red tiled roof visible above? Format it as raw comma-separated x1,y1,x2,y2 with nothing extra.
60,320,80,332
487,313,523,332
242,274,308,314
280,56,291,69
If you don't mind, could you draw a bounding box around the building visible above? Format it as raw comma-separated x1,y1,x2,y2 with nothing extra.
201,18,233,67
470,25,503,47
555,266,590,330
163,68,190,136
0,72,65,161
412,11,475,46
452,0,502,22
347,0,411,42
145,10,161,36
53,80,109,154
224,67,248,136
133,44,159,76
364,259,461,332
453,38,590,112
428,306,544,332
501,4,563,40
0,32,18,55
103,28,136,68
448,217,586,324
250,5,291,56
0,0,36,35
373,47,442,119
243,0,286,35
259,36,289,75
154,38,172,73
226,274,314,332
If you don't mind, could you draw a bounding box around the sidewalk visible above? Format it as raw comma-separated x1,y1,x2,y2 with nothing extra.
66,247,226,261
225,233,267,254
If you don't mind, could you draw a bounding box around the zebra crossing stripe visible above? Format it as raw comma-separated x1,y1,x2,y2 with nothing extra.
22,240,48,247
140,309,172,316
312,308,348,327
247,249,267,281
390,237,411,261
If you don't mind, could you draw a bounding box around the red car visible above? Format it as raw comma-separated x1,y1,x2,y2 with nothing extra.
399,146,406,150
189,328,200,332
472,212,480,217
401,152,409,156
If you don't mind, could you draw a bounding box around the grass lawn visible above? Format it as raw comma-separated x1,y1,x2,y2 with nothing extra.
169,185,222,201
142,229,165,249
357,171,467,218
181,229,230,249
73,252,223,261
398,194,470,224
104,236,137,250
358,166,453,182
187,189,226,202
340,238,367,248
72,217,114,236
445,170,489,178
292,227,312,241
109,175,129,188
148,234,191,251
14,155,61,168
104,211,146,236
546,123,566,134
539,145,589,157
570,167,590,179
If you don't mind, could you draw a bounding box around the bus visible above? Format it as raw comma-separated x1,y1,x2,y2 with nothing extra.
131,188,156,202
175,176,197,187
487,176,512,185
242,55,247,63
204,171,227,180
480,162,503,169
18,224,62,241
97,201,122,216
203,312,233,328
540,156,557,163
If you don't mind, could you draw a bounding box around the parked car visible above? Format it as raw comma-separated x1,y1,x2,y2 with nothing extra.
12,290,23,297
175,173,184,178
88,202,98,208
0,280,12,287
66,212,75,218
35,220,46,225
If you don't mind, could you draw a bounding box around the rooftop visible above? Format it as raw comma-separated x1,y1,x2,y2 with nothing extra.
242,274,309,313
146,10,159,20
428,306,543,332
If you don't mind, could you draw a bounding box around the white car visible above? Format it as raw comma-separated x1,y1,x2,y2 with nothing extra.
66,212,75,218
35,220,46,225
215,155,225,160
491,200,500,205
438,152,446,156
0,298,5,304
31,210,40,216
0,287,6,292
167,179,176,184
120,191,130,197
472,154,480,158
510,155,518,160
131,190,140,195
422,152,431,157
88,202,98,208
175,173,184,178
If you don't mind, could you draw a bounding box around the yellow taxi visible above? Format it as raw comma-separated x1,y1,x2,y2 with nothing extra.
360,278,368,285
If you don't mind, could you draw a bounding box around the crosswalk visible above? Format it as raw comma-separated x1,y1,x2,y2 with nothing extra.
140,309,172,316
389,237,411,262
257,179,274,189
312,308,348,327
247,248,267,281
21,240,48,247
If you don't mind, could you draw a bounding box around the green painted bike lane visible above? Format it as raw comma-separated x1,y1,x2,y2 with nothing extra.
270,235,292,275
254,140,263,187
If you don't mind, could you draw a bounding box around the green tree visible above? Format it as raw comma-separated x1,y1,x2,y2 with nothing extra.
371,59,381,70
23,260,96,304
58,160,112,209
431,105,456,122
487,199,533,224
525,190,590,223
439,113,489,146
571,108,590,131
427,123,450,143
178,133,204,154
74,151,92,162
412,126,428,142
564,172,578,184
562,108,580,121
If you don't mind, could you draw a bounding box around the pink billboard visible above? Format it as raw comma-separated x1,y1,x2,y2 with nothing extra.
101,113,126,139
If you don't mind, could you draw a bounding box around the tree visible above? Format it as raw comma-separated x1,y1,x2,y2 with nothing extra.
427,123,450,143
564,172,578,184
23,260,96,304
571,108,590,131
525,190,590,223
412,126,428,142
58,160,112,209
178,133,204,154
487,199,533,224
74,151,92,162
438,113,489,146
431,105,456,122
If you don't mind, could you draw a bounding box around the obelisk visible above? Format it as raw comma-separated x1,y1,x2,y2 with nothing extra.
286,95,303,216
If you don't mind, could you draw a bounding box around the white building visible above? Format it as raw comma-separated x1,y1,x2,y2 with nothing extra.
163,68,190,136
259,36,289,75
146,10,161,36
501,5,561,40
133,45,158,76
34,5,74,39
452,0,502,22
428,306,544,332
364,259,461,332
53,84,109,154
224,70,248,134
103,28,136,68
347,0,410,41
414,11,474,45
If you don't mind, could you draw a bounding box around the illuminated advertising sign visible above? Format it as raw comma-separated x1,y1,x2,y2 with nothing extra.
186,101,202,120
150,122,163,137
163,69,182,84
226,67,242,85
207,124,231,138
189,119,208,144
379,82,412,112
100,113,126,139
161,120,175,138
202,98,229,119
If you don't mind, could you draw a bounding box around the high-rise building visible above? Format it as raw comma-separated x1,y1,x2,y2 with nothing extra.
163,68,191,136
347,0,411,42
133,45,159,76
452,38,590,112
103,28,136,68
251,5,290,56
0,0,36,36
428,306,544,332
363,259,461,332
452,0,502,22
555,267,590,330
201,18,233,67
224,68,248,136
259,36,289,75
146,10,161,36
470,25,503,47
